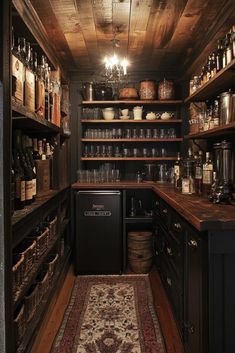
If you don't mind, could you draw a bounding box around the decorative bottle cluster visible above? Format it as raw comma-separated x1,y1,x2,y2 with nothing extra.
12,130,54,213
189,25,235,94
11,27,61,126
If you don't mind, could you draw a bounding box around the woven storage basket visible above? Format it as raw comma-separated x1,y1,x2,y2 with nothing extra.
28,227,49,259
14,303,26,346
12,254,25,300
14,239,37,279
43,253,59,283
24,283,39,322
128,231,153,273
44,216,58,244
36,270,50,301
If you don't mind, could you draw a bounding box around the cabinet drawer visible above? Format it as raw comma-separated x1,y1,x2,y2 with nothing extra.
163,232,183,282
169,212,185,240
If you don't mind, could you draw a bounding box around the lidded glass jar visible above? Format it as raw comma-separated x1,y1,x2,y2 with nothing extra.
158,78,175,100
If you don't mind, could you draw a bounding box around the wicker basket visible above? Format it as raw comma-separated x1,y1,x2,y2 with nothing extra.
14,239,37,278
14,303,26,346
36,270,50,301
43,253,59,283
44,216,58,244
12,254,25,300
28,227,49,259
24,283,39,322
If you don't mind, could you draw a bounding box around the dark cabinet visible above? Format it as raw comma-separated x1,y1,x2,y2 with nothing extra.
184,229,207,353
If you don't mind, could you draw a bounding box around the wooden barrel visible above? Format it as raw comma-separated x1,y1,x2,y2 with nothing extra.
128,231,153,273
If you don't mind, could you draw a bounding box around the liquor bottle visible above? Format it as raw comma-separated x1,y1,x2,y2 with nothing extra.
36,55,45,118
222,38,227,68
182,148,195,195
21,134,34,205
194,150,203,196
215,40,223,72
206,56,211,81
33,138,40,160
226,31,233,65
44,62,51,121
210,52,217,78
24,42,36,112
38,139,46,160
13,149,26,210
11,157,15,215
232,25,235,59
202,152,213,196
174,152,182,191
25,136,37,201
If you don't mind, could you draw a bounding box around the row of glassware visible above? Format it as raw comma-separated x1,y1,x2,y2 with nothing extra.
83,145,168,158
77,168,121,183
83,128,177,139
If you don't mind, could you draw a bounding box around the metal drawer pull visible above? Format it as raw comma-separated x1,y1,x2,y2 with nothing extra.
188,325,195,334
188,239,198,248
174,222,182,231
166,277,172,286
162,208,168,214
155,201,160,206
167,247,173,256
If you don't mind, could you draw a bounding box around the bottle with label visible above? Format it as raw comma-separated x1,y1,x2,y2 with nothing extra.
11,157,15,215
210,52,217,78
231,25,235,59
202,152,213,196
194,150,203,196
36,56,45,118
33,138,40,160
38,140,46,160
226,31,233,65
174,152,182,191
182,148,195,195
24,42,36,112
25,136,37,201
216,40,223,72
13,149,25,210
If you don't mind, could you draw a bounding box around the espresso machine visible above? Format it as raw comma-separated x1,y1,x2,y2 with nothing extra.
209,140,235,204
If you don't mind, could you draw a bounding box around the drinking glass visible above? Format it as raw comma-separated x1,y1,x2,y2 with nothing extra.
153,129,159,138
143,148,148,157
132,129,138,138
160,129,165,138
107,145,113,157
89,145,95,157
161,147,167,157
139,129,145,138
125,129,131,138
146,129,152,138
84,145,89,157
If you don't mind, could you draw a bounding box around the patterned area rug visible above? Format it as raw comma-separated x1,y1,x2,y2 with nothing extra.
50,275,166,353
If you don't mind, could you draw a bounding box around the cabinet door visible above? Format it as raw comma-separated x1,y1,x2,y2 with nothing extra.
184,230,204,353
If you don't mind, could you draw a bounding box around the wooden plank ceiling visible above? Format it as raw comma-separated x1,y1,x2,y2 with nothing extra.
30,0,235,78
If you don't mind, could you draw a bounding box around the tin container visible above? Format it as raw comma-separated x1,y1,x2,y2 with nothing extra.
158,78,174,100
139,80,156,100
219,91,234,125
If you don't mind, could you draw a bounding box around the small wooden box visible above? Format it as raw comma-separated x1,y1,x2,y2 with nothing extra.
35,159,50,194
12,54,25,104
25,68,35,112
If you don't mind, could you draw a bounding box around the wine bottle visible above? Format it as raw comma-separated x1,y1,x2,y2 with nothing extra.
194,150,203,196
202,152,213,196
13,149,26,210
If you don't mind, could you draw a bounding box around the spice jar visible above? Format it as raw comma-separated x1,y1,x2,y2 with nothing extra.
139,80,156,100
158,78,175,100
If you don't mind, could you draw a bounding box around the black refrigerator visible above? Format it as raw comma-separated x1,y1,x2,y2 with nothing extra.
75,190,122,275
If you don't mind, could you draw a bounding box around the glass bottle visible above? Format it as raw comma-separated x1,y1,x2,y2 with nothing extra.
182,148,195,195
18,37,26,63
13,149,26,210
25,136,37,201
194,150,203,196
21,134,33,205
222,37,227,68
216,40,223,72
232,25,235,59
174,152,182,191
33,138,40,160
202,152,213,196
226,31,233,65
11,157,15,215
210,52,217,78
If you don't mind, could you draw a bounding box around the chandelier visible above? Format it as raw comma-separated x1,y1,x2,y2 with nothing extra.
103,34,129,82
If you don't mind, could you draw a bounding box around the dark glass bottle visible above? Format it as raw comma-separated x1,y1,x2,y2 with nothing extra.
33,138,40,160
232,25,235,59
14,130,33,205
210,53,217,78
226,31,233,65
174,152,182,191
194,150,203,196
25,136,37,201
216,40,223,72
11,157,15,215
13,149,25,210
202,152,213,196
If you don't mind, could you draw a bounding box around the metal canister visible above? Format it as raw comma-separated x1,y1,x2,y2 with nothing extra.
219,91,234,125
82,82,95,101
139,80,156,100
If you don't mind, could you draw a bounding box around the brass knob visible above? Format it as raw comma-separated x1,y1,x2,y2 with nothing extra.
167,247,172,256
188,239,198,248
188,325,195,334
174,222,182,231
162,208,168,214
166,277,172,286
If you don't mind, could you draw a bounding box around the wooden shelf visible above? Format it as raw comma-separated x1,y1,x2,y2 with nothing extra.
81,119,182,124
82,100,183,105
185,122,235,139
81,138,183,142
184,58,235,102
12,189,67,232
81,157,178,161
12,98,61,133
16,248,71,353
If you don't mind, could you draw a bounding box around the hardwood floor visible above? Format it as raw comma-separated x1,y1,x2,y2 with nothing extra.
30,265,184,353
